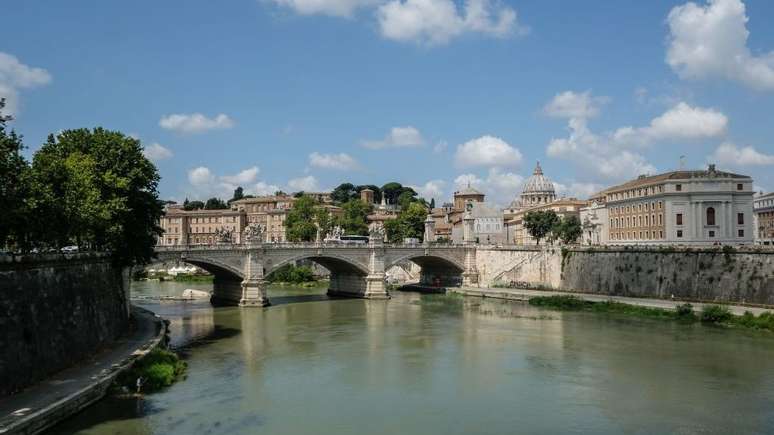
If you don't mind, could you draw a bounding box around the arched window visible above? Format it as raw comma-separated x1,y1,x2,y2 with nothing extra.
707,207,716,226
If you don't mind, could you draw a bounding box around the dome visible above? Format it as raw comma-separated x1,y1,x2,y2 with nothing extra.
522,162,555,194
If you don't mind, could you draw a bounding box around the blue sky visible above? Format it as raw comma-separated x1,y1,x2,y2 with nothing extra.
3,0,774,205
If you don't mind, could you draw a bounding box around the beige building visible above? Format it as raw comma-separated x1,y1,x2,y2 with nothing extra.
157,204,247,246
579,192,609,245
602,165,754,245
754,192,774,245
425,185,502,244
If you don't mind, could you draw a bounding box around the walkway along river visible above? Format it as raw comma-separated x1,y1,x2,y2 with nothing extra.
50,281,774,434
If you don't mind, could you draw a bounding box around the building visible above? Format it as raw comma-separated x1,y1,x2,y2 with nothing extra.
503,162,585,245
232,195,296,242
157,204,247,246
754,192,774,245
425,185,502,244
579,193,609,245
603,164,754,245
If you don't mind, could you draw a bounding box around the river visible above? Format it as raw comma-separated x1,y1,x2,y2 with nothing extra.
50,281,774,434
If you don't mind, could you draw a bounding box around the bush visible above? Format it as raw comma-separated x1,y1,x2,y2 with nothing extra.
701,305,732,323
675,303,695,319
731,311,774,331
528,295,588,310
118,348,186,393
267,264,316,283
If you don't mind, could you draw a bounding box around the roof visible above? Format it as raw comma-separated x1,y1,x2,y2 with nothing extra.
454,182,484,196
603,166,750,194
755,192,774,200
522,161,556,195
232,195,295,204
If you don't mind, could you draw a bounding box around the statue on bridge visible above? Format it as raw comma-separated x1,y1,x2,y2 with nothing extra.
215,227,234,244
368,225,385,241
243,224,265,244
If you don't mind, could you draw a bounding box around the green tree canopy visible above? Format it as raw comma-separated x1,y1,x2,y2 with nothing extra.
383,201,429,243
31,128,163,265
338,199,372,235
285,195,319,242
183,199,205,211
553,215,582,244
229,186,244,203
331,182,357,204
523,210,559,245
204,197,228,210
0,98,32,249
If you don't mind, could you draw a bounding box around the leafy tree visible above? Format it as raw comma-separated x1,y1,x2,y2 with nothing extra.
183,200,205,210
397,188,418,210
293,191,305,198
204,197,228,210
229,186,244,203
383,218,404,244
523,210,559,245
382,202,428,243
331,182,357,204
381,182,403,205
0,99,32,250
338,199,372,235
274,190,286,196
315,207,334,239
553,215,582,244
31,128,163,265
285,195,318,241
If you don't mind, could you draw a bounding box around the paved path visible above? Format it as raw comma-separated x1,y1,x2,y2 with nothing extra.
0,307,164,435
449,287,773,316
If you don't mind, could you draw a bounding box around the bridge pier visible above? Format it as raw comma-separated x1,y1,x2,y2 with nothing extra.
240,278,270,307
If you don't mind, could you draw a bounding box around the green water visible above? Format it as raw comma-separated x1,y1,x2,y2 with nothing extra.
50,282,774,434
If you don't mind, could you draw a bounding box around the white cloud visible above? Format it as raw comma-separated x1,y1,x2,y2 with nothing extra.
253,181,283,196
666,0,774,90
142,143,173,161
411,179,446,200
268,0,374,17
159,113,235,134
362,126,425,149
221,166,260,185
544,90,607,119
454,135,522,168
554,181,604,199
708,142,774,166
432,140,448,154
377,0,526,45
612,102,727,147
288,175,320,191
188,167,215,186
0,52,52,116
454,167,523,205
308,152,361,170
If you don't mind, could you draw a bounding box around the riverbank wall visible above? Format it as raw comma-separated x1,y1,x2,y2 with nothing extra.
0,253,131,396
475,246,774,306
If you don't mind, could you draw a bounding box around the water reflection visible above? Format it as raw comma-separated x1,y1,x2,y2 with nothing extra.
50,282,774,435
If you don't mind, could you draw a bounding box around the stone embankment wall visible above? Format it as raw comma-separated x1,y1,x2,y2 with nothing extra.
476,246,774,305
0,254,130,396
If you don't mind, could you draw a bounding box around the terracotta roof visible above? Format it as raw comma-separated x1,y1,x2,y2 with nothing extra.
603,167,750,194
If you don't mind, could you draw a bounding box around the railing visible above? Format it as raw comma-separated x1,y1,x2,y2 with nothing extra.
154,241,473,251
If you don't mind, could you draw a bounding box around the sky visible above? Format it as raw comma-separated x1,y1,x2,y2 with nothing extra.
3,0,774,206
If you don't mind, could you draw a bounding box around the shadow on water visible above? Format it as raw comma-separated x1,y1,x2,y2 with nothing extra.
268,293,334,306
46,396,165,434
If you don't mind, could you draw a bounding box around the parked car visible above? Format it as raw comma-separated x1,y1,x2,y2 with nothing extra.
60,245,79,253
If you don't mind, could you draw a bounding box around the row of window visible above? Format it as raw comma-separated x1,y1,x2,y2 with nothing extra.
674,209,745,227
607,185,665,202
610,231,665,240
188,216,238,224
610,201,663,215
675,229,745,238
611,214,663,229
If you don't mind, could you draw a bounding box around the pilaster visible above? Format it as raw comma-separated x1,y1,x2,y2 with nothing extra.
461,247,479,287
240,250,269,307
364,243,390,299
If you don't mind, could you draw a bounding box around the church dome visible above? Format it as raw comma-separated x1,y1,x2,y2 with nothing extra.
522,162,555,194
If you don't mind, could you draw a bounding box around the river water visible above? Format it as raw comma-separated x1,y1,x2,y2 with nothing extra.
50,281,774,435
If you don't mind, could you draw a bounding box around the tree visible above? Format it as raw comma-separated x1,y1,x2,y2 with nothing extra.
204,197,228,210
31,128,163,266
331,182,357,204
553,215,582,244
383,218,404,244
338,199,372,235
229,186,244,203
429,198,436,209
285,195,318,242
523,210,559,245
382,201,428,243
397,188,418,210
315,207,334,239
274,190,287,196
0,98,32,250
184,200,205,211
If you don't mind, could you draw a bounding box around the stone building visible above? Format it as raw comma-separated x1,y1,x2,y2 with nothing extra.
503,162,585,245
157,204,247,246
579,193,609,245
602,165,754,245
754,192,774,245
425,185,502,244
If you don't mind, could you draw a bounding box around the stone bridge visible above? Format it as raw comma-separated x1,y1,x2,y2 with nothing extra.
154,241,478,306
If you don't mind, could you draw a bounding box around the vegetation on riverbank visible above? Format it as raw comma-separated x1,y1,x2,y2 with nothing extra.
267,264,317,284
528,295,774,332
117,348,186,393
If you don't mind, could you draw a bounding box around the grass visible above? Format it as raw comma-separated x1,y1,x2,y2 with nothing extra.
117,348,187,393
527,296,773,332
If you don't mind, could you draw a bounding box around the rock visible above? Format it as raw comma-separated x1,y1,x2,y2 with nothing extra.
181,289,211,299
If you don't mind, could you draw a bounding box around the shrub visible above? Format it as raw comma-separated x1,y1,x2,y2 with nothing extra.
528,295,588,310
119,348,186,393
701,305,732,323
675,303,695,319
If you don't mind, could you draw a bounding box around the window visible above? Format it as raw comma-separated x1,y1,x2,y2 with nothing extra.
738,213,744,225
676,184,682,191
737,183,743,191
738,229,745,237
676,213,683,225
709,230,715,238
706,207,716,226
677,230,683,238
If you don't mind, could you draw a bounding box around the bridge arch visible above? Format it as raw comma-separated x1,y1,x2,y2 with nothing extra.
385,253,465,287
264,253,370,277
